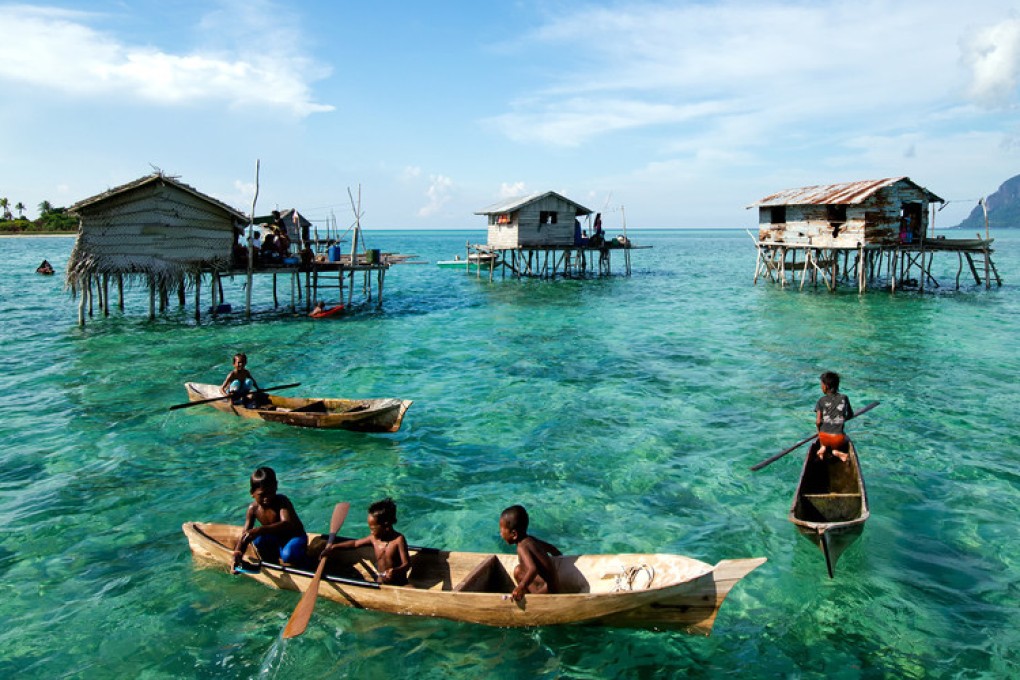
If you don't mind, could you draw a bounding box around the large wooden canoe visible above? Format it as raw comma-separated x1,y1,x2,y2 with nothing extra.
183,382,412,432
788,440,869,578
182,521,766,633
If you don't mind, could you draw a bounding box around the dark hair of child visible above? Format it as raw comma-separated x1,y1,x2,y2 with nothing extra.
501,505,529,533
234,352,247,363
820,371,840,392
250,466,277,493
369,498,398,525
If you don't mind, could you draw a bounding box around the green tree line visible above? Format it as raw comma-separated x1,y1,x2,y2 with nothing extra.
0,198,78,234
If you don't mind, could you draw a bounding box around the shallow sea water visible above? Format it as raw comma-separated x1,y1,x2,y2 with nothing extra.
1,229,1018,679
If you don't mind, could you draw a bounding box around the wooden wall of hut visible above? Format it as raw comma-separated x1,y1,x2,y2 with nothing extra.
487,194,578,249
756,181,934,249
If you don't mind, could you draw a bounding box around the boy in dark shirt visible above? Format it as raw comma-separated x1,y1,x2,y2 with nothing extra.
499,505,561,601
816,371,854,462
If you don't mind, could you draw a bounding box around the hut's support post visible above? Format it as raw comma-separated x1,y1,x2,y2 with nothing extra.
377,268,385,308
117,274,124,311
194,273,201,323
87,275,95,318
956,252,964,289
858,245,866,294
291,271,296,312
102,274,110,317
148,277,156,321
177,277,186,307
272,273,278,308
78,277,88,327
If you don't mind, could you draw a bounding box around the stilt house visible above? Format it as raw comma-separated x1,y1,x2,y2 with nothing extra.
475,191,592,248
750,177,944,248
67,172,248,290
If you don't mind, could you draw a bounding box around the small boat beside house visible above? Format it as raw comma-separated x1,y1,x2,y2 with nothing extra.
183,382,412,432
436,253,500,269
183,521,766,633
788,440,869,578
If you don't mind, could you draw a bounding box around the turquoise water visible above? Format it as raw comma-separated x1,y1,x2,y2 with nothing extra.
1,230,1018,679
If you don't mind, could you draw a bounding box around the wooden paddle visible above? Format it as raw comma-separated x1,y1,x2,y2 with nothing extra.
750,401,880,472
282,502,349,639
168,383,301,411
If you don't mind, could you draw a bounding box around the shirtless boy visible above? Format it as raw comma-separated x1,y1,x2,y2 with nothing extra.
220,353,261,406
499,505,562,601
323,498,410,585
232,467,307,569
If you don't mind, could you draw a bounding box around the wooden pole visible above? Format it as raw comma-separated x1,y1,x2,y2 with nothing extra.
247,159,260,321
148,276,156,320
78,276,87,327
194,272,201,323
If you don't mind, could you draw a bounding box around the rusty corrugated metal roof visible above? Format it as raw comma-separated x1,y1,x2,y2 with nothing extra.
749,177,943,207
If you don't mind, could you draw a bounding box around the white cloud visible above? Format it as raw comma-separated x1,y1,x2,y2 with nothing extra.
418,175,453,217
961,17,1020,107
499,182,527,198
401,166,423,180
0,4,333,116
485,1,1015,151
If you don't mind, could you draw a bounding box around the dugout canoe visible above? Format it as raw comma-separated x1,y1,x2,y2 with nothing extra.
183,382,412,432
182,521,766,633
788,440,869,578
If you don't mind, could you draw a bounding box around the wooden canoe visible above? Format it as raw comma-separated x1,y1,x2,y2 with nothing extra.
183,382,412,432
182,521,766,633
788,440,869,578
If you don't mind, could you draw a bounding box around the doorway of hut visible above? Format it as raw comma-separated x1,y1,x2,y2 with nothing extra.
900,203,922,244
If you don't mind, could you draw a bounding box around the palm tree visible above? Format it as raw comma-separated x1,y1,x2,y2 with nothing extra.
15,202,25,219
38,200,53,216
0,197,10,221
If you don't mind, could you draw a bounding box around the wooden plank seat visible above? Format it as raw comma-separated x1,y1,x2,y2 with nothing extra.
452,555,515,594
801,493,862,522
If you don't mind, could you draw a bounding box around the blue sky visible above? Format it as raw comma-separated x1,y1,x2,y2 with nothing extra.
1,1,1019,229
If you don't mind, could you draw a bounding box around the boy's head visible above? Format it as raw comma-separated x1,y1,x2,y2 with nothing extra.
820,371,840,394
367,498,397,535
250,467,278,506
499,505,529,544
233,352,248,368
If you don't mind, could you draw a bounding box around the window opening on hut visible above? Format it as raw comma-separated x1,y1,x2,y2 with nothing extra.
540,211,558,225
827,205,846,237
900,203,922,243
771,206,787,224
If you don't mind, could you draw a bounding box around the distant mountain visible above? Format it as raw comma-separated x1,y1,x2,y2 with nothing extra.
952,174,1020,230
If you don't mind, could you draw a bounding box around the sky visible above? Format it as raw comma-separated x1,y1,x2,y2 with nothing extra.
1,0,1019,230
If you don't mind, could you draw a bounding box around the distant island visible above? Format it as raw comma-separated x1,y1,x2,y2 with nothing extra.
951,173,1020,230
0,199,77,235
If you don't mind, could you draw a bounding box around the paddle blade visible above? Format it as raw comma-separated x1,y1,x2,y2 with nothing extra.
281,502,349,639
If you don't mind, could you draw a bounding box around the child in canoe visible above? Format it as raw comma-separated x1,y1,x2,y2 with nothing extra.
220,352,268,407
323,498,410,585
499,505,562,601
816,371,854,462
232,467,307,569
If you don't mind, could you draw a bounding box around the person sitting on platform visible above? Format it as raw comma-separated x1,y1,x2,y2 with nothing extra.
261,229,277,263
275,226,291,258
499,504,561,601
36,259,54,274
322,498,410,585
232,467,307,569
815,371,854,462
310,301,326,316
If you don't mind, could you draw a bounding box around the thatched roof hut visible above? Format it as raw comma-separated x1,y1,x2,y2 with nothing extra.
66,172,248,292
